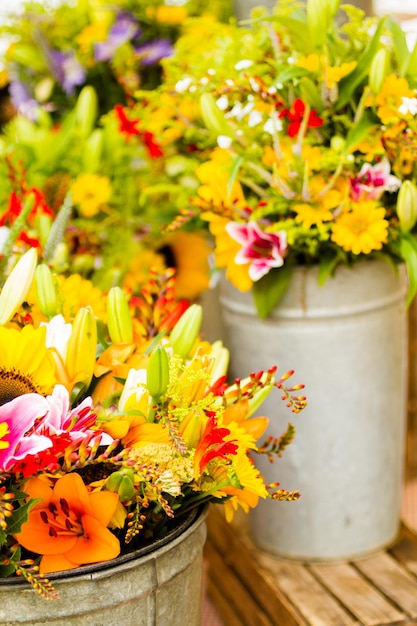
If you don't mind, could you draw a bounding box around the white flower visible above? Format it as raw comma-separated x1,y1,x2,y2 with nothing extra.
399,97,417,115
175,77,193,93
235,59,253,71
248,110,263,127
216,95,229,110
42,314,72,361
264,115,283,134
118,368,148,412
218,135,233,149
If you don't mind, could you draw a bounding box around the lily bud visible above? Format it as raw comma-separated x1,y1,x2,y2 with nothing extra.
200,93,233,139
35,264,57,319
179,408,206,448
75,86,98,138
107,286,133,344
307,0,334,48
397,180,417,232
106,469,135,501
209,340,230,382
83,128,104,173
66,306,97,391
0,247,37,325
169,304,203,359
369,49,390,95
147,346,170,400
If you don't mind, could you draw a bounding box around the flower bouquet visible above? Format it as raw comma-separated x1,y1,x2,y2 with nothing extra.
0,84,211,300
0,0,232,119
133,0,417,317
0,246,306,598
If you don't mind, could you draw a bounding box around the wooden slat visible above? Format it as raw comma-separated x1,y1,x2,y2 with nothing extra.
354,551,417,617
206,507,304,626
309,562,406,626
205,575,244,626
204,539,273,626
257,555,359,626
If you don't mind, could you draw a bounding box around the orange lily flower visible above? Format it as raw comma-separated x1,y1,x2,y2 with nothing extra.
223,399,269,441
92,343,149,403
15,473,120,574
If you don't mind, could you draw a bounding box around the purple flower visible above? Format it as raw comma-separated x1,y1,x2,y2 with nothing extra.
8,80,39,120
135,39,174,66
226,221,288,281
350,158,401,201
49,50,86,96
94,11,141,62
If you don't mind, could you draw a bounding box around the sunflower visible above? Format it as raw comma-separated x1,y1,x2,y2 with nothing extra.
0,325,57,405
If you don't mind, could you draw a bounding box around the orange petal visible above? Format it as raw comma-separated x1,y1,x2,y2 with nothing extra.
15,510,78,555
223,401,249,425
89,490,119,527
40,553,79,575
66,514,120,565
52,473,92,516
23,476,53,504
244,417,269,440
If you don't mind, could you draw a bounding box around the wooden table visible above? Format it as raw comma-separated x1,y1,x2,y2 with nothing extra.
204,506,417,626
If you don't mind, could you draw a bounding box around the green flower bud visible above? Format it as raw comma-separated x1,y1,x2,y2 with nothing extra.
169,304,203,359
83,128,104,173
106,469,135,501
66,306,97,390
147,345,170,400
397,180,417,232
35,264,57,319
75,86,98,138
306,0,334,48
369,49,390,95
107,286,133,344
200,93,233,138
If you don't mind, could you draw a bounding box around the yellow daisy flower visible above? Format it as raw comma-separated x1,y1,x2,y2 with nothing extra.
0,325,57,405
71,174,112,218
56,274,107,322
331,201,389,255
372,74,414,126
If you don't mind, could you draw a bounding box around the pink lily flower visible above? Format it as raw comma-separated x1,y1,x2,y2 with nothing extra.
350,158,401,201
226,221,287,281
0,394,52,470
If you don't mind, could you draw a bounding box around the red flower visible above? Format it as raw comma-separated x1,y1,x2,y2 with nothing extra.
279,98,323,137
194,416,238,475
114,104,141,137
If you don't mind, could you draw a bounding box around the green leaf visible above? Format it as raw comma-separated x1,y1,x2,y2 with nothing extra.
405,40,417,83
337,17,387,109
275,66,311,85
385,17,410,76
344,111,378,152
228,156,244,199
399,235,417,307
6,498,40,536
252,265,292,319
273,16,316,55
299,76,323,112
318,255,340,285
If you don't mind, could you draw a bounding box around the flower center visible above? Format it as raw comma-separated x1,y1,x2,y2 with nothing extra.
0,368,38,406
40,499,84,538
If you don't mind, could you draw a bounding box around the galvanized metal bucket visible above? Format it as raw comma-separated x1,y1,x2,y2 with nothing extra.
0,507,207,626
219,261,408,560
